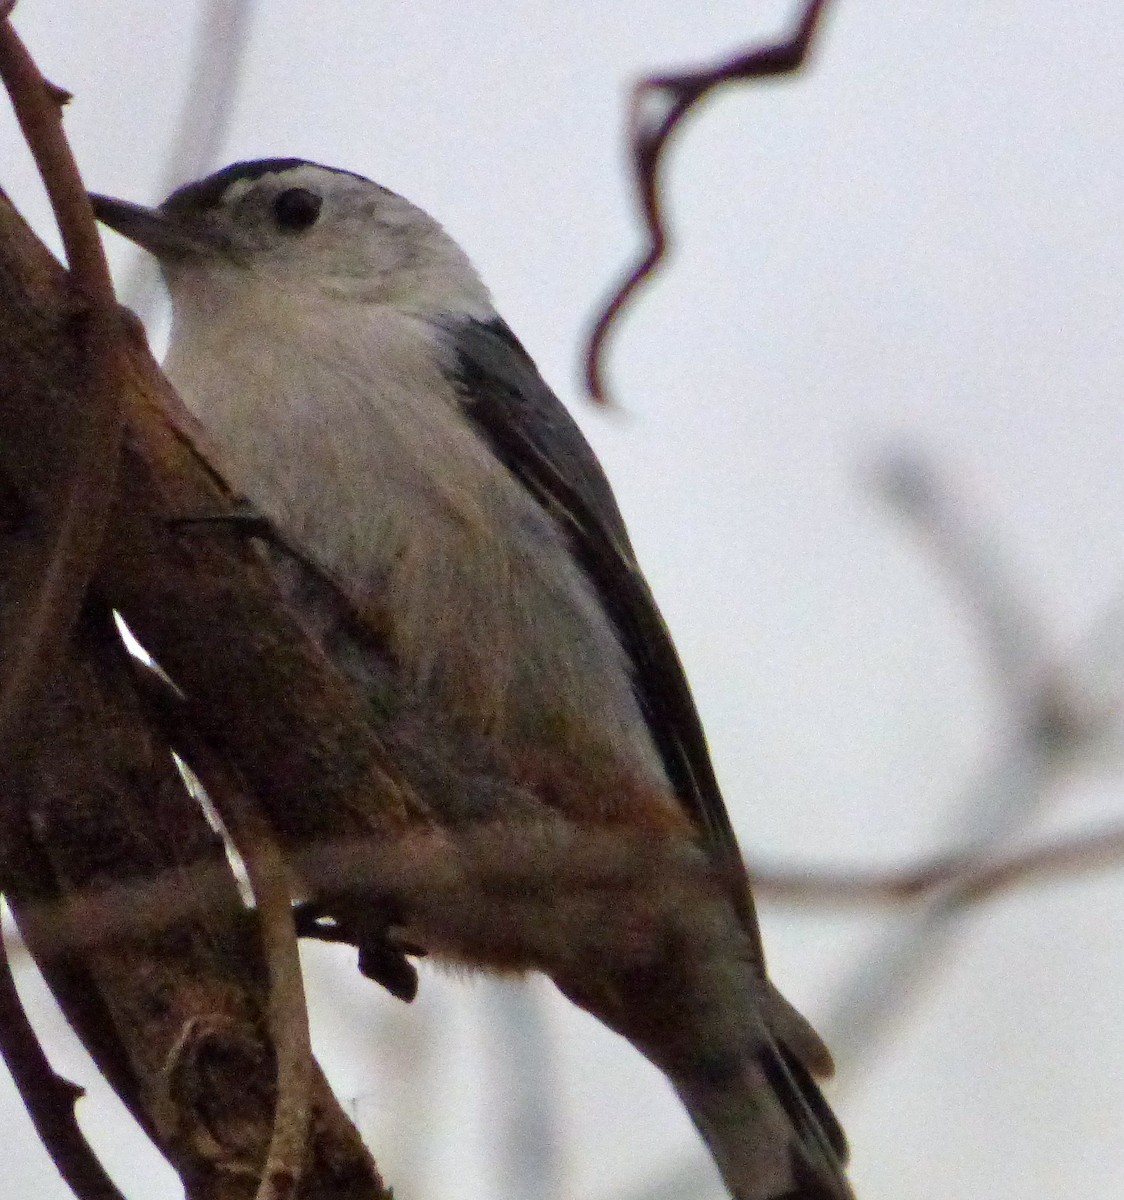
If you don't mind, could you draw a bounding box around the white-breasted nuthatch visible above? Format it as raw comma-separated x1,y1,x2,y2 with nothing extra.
91,159,853,1200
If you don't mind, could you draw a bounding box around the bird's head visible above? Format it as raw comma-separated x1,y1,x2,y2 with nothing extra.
91,158,494,322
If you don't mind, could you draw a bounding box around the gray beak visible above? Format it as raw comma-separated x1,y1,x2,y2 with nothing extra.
89,194,217,259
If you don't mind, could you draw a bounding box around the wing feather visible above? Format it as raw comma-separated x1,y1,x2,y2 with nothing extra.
438,316,758,940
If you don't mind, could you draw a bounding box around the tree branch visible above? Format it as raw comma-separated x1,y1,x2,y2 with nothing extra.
0,929,127,1200
752,822,1124,908
0,157,405,1196
0,11,123,756
0,599,393,1200
133,667,314,1200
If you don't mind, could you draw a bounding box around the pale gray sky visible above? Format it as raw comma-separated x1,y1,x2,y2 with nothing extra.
3,3,1123,1198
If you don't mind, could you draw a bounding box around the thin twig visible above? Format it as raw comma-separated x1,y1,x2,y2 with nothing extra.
199,756,312,1200
1,803,1120,964
0,17,124,754
869,448,1071,728
752,821,1124,907
0,18,118,330
153,0,257,195
119,0,257,318
819,513,1115,1083
584,0,830,402
132,668,313,1200
485,980,563,1200
0,926,128,1200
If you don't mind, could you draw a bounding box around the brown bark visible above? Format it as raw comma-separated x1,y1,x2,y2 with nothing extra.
0,188,402,1197
0,186,432,879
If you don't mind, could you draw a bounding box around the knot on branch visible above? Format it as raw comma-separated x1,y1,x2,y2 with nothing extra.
159,1014,282,1182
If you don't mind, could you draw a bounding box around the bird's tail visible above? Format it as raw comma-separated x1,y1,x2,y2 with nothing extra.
668,1001,853,1200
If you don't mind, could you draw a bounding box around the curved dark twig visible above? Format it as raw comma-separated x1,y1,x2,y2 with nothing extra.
584,0,831,403
0,928,128,1200
0,14,124,754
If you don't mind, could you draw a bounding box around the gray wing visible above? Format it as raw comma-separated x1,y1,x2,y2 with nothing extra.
437,316,756,934
442,318,851,1178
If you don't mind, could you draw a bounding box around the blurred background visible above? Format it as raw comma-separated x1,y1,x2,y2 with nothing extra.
2,2,1124,1197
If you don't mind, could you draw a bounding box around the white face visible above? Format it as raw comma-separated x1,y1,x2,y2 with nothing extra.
152,160,495,318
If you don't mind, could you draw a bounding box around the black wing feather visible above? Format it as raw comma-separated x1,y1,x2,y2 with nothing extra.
438,316,757,939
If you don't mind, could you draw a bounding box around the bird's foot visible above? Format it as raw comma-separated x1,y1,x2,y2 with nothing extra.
294,899,425,1004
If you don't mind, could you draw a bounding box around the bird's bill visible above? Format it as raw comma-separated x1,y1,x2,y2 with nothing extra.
89,194,217,259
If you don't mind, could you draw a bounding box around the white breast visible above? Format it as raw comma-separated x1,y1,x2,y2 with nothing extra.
163,287,665,785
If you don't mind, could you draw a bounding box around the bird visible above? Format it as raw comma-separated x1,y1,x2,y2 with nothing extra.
91,159,854,1200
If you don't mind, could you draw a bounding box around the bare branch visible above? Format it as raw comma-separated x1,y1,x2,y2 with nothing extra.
1,799,1119,972
0,599,393,1200
119,0,257,319
868,447,1083,736
819,472,1123,1083
584,0,830,402
0,185,399,1199
0,930,127,1200
133,668,313,1200
199,765,312,1200
155,0,257,198
0,16,123,755
752,822,1124,908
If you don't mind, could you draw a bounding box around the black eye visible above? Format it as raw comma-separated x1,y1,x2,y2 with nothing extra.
272,188,322,231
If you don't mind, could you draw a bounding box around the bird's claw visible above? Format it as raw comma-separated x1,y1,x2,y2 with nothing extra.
293,900,424,1003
